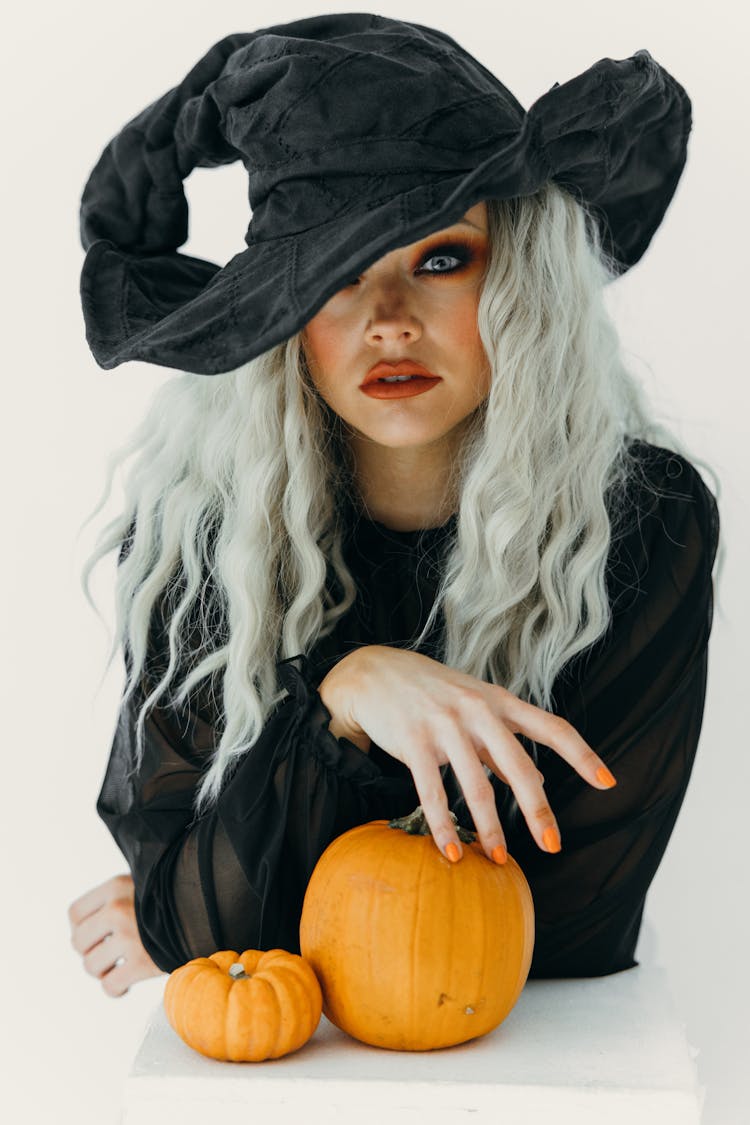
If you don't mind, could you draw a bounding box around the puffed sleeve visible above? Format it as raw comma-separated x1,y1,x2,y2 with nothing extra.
449,444,720,978
96,558,419,973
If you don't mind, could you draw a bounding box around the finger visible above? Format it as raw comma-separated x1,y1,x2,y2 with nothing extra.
496,699,617,790
71,908,114,956
71,888,138,957
408,753,464,861
473,713,562,854
99,959,132,999
99,954,166,997
488,761,544,788
83,934,124,980
68,887,107,929
67,873,133,928
440,729,508,863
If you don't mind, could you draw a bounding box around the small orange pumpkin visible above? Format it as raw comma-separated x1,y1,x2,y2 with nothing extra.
299,805,534,1051
163,948,322,1061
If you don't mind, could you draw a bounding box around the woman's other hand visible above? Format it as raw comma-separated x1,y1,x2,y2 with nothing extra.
68,873,165,996
320,644,616,864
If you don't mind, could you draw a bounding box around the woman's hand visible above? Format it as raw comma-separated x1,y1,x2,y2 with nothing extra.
320,645,616,863
68,874,165,997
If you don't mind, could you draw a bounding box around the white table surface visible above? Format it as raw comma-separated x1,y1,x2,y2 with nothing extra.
120,916,704,1125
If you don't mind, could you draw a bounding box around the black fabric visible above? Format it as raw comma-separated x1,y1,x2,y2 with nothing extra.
97,439,720,978
79,13,691,373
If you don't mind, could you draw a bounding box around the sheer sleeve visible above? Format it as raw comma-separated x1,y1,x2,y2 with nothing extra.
449,446,720,978
96,545,419,972
96,654,423,971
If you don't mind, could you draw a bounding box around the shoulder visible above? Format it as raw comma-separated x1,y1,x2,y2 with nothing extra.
607,439,720,614
624,440,719,537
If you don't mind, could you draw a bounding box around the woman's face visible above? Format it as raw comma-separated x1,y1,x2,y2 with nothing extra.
300,201,491,453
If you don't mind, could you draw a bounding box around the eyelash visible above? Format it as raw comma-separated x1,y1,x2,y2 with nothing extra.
418,241,476,276
344,240,476,287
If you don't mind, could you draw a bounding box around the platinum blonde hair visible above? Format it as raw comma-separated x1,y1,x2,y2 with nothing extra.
80,183,724,830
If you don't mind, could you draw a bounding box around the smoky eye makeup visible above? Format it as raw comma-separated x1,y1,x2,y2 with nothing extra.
342,233,484,288
417,238,479,272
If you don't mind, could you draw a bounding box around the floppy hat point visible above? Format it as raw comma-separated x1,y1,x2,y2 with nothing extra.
79,13,691,375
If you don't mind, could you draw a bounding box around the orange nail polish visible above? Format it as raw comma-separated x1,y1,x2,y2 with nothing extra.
543,826,561,853
492,845,508,865
446,842,461,862
596,765,617,788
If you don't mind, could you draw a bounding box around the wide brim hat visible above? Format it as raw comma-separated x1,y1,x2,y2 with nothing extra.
79,13,691,376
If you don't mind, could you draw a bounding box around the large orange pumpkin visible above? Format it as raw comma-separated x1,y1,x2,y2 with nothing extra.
299,805,534,1051
163,948,322,1061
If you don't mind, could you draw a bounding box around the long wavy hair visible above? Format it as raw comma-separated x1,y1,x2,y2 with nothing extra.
80,182,724,829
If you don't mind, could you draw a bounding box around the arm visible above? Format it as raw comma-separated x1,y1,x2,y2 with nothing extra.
96,650,418,973
319,648,373,752
445,450,720,978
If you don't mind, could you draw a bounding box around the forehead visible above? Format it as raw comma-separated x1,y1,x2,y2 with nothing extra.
459,201,488,231
396,200,489,254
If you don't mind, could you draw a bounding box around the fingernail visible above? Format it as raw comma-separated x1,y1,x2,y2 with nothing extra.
446,842,461,862
492,844,508,865
596,765,617,788
543,826,561,853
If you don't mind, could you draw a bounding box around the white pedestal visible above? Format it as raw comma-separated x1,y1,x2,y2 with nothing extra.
121,917,704,1125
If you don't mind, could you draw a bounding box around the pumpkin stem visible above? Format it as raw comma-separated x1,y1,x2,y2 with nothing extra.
388,804,476,844
228,963,249,980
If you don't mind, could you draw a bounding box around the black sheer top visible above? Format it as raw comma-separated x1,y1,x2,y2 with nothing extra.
96,440,720,978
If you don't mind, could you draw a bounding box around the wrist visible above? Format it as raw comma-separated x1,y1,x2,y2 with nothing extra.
318,648,372,754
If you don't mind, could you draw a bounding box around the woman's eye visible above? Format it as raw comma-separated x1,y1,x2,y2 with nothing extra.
418,244,472,275
341,241,473,289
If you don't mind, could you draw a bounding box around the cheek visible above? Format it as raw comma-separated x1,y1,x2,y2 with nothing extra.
452,304,480,348
302,318,341,387
449,295,487,366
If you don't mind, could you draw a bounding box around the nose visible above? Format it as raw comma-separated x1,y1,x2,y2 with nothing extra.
365,301,422,346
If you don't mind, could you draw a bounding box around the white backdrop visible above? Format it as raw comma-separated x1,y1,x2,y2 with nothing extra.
1,2,747,1122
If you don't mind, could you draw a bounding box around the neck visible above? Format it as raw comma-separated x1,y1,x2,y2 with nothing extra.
348,433,462,532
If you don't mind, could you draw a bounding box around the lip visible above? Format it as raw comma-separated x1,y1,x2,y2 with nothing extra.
361,359,440,387
360,376,442,400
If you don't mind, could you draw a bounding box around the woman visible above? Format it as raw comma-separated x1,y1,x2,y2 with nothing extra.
68,16,721,997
